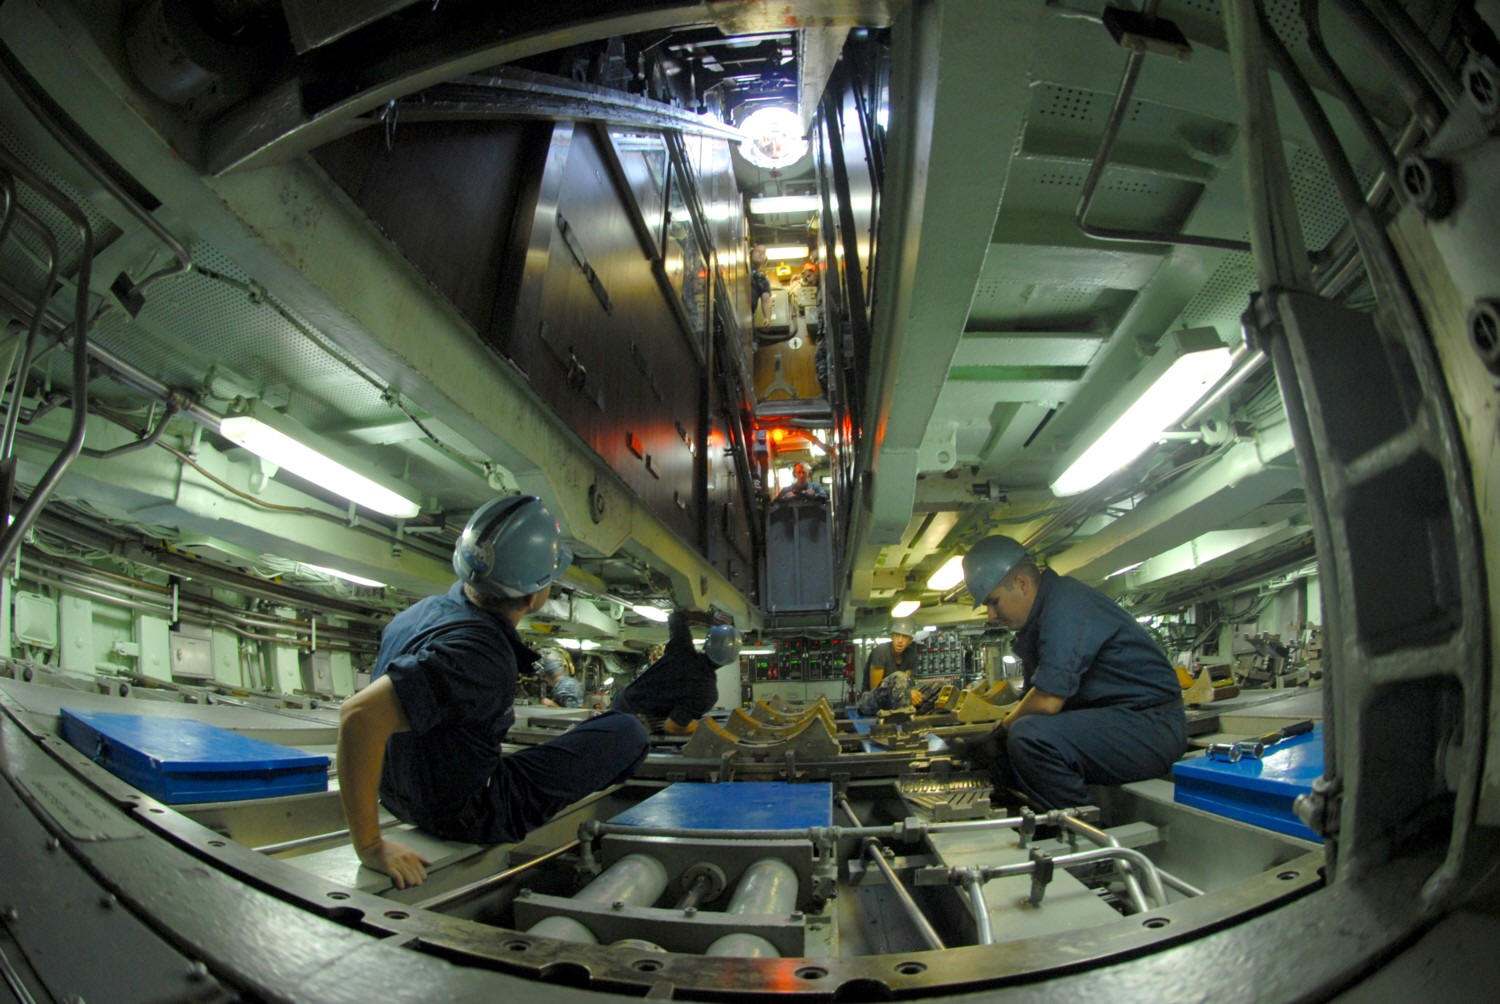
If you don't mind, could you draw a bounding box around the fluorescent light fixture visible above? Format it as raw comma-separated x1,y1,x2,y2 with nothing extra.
1051,328,1233,497
1002,654,1018,666
761,245,811,260
303,563,385,588
927,554,965,591
579,639,600,651
739,106,808,168
749,195,821,215
917,625,936,636
632,604,670,623
1105,561,1144,581
890,599,920,618
740,646,776,655
219,403,421,519
556,639,581,650
602,676,615,687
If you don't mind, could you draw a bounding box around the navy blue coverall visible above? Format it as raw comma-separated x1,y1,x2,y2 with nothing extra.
994,570,1186,809
612,611,718,731
375,582,648,843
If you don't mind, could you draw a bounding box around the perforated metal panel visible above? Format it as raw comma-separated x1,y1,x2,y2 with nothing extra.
0,123,123,280
87,240,394,429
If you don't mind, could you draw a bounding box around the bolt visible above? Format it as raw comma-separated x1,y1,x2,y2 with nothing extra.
3,906,18,923
99,895,115,910
1399,155,1455,220
1469,300,1500,374
1465,60,1497,114
611,899,626,911
789,911,805,922
186,961,209,983
683,906,697,917
46,837,60,852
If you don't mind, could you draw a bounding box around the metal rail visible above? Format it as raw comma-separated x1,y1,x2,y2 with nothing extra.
837,795,945,951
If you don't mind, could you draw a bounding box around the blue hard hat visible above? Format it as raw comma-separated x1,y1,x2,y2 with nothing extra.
962,535,1026,605
453,495,573,598
704,624,742,666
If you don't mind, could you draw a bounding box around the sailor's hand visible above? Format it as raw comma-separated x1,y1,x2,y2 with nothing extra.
357,836,432,889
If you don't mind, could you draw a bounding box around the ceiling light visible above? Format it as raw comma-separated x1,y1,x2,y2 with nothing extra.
891,599,920,618
926,554,965,591
1051,328,1233,497
749,195,821,214
556,639,581,650
219,403,421,519
738,106,808,169
303,563,385,588
739,646,776,655
632,604,670,623
761,245,811,259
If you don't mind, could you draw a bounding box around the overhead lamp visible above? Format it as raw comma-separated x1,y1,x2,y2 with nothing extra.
749,195,821,214
926,554,965,591
556,638,581,650
761,245,811,260
738,106,808,169
1050,328,1233,498
739,646,776,655
890,599,920,618
632,604,670,623
219,402,421,519
303,563,385,588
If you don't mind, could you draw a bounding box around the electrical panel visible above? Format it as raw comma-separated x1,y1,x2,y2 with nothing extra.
914,629,970,679
739,637,853,705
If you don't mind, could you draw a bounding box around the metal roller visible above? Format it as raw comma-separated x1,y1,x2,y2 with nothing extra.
527,853,668,944
705,857,800,958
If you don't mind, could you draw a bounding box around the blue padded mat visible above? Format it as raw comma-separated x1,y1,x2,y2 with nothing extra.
60,708,329,805
1173,724,1324,842
608,781,831,830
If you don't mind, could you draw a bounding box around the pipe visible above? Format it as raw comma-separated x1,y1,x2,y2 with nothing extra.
414,840,580,912
970,846,1168,908
836,795,945,951
1326,0,1444,131
1258,0,1430,341
960,868,995,946
1358,0,1463,110
1179,347,1266,429
1074,22,1252,253
0,204,59,461
706,857,800,958
1057,814,1149,915
1224,0,1314,291
0,41,192,296
0,149,93,579
1299,0,1399,184
526,853,667,944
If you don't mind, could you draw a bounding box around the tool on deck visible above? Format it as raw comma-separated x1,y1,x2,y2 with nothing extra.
1235,719,1314,759
1206,743,1242,763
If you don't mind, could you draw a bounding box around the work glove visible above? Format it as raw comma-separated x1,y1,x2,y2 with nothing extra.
944,724,1006,766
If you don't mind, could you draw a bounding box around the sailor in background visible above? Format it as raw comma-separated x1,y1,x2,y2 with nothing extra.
537,648,583,708
613,610,741,734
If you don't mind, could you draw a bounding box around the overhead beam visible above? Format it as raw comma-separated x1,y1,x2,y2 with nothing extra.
847,0,1047,605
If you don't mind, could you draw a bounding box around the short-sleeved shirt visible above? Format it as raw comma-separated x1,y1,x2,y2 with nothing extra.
863,640,918,692
1011,570,1179,710
549,674,584,708
372,581,537,832
612,612,718,730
